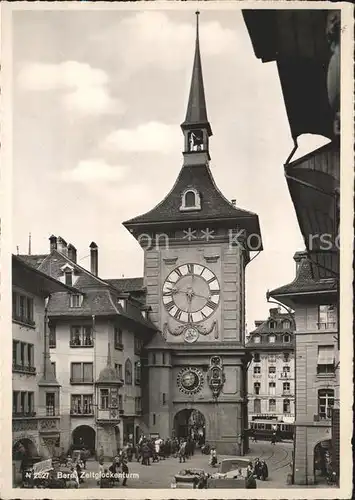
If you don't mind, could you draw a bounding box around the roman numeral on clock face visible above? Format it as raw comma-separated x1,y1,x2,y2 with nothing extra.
174,309,182,320
165,300,175,311
187,263,194,274
206,300,218,310
210,289,220,296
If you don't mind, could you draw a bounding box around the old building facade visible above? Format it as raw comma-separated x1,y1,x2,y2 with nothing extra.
18,237,156,459
123,13,262,455
269,251,339,485
246,307,295,424
12,255,75,472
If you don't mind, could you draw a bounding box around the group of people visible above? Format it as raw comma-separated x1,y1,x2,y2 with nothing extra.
98,453,129,488
128,436,200,465
245,458,269,488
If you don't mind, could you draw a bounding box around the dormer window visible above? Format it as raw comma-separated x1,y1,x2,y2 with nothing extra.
268,334,276,343
180,188,201,212
61,263,75,286
269,321,276,329
118,299,126,309
253,335,261,344
283,320,291,329
65,270,73,286
70,294,83,308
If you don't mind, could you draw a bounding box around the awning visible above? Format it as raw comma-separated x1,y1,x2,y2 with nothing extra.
317,346,335,365
285,141,339,279
243,9,335,140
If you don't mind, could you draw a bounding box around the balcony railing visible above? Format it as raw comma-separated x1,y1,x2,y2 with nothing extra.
70,339,94,348
70,408,94,416
70,377,94,384
12,363,36,374
317,322,337,330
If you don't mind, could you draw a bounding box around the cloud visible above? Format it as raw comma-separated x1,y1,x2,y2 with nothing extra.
60,159,126,184
102,121,180,154
17,61,123,115
93,12,238,74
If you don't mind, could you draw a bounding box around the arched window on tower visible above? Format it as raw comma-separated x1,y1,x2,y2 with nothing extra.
180,188,201,212
188,130,204,151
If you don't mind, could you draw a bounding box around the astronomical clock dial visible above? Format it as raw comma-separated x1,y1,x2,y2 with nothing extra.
162,263,220,323
177,367,204,395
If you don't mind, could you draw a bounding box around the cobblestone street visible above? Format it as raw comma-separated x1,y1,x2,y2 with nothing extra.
80,441,294,489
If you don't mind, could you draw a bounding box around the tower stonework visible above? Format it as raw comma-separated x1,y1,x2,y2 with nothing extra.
123,13,262,455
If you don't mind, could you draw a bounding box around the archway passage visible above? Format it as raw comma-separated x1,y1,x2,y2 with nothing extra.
314,439,332,483
72,425,96,454
173,409,206,445
12,438,38,461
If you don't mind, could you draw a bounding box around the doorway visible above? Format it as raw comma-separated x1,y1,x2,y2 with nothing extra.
173,409,206,445
72,425,96,454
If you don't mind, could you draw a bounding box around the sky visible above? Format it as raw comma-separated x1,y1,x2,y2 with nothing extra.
12,7,329,331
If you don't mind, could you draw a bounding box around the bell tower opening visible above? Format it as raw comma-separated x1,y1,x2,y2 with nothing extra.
181,11,212,167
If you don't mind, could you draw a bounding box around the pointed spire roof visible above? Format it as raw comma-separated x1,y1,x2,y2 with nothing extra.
181,12,212,136
96,343,122,384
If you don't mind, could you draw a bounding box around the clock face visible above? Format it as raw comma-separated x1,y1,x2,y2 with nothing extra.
177,367,204,394
162,263,220,323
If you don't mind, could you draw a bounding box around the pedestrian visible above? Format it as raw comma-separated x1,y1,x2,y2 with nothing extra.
121,457,129,486
142,442,150,466
271,432,276,445
254,459,261,479
178,440,186,463
108,457,120,487
261,460,268,481
70,466,80,488
209,447,217,467
245,470,257,489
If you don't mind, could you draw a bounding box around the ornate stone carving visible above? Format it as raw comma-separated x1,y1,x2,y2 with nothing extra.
163,320,217,338
207,356,226,399
39,419,58,431
13,420,37,432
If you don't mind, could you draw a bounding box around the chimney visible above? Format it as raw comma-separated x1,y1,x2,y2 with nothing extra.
49,235,57,252
231,199,236,206
67,244,77,263
57,236,68,256
90,242,98,276
269,307,280,318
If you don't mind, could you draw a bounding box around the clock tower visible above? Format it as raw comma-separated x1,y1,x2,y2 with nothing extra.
123,12,263,454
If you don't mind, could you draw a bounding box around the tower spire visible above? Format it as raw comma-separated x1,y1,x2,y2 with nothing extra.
181,12,212,165
181,12,212,135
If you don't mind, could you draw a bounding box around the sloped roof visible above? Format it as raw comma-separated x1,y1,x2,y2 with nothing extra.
106,277,145,293
48,290,118,317
123,164,261,235
18,254,49,269
269,251,337,296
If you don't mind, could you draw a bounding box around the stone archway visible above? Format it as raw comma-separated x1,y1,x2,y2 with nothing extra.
173,409,206,445
12,438,38,461
72,425,96,454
